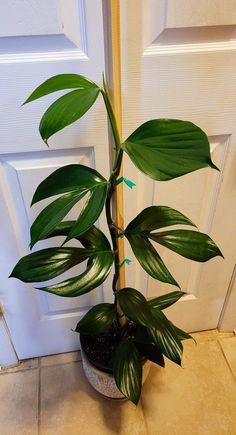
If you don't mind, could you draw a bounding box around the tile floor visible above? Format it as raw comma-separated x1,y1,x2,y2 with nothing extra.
1,330,236,435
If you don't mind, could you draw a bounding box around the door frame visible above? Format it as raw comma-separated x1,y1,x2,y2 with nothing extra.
0,314,18,368
218,264,236,332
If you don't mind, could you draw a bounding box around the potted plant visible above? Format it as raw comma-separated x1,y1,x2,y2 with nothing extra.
10,74,223,404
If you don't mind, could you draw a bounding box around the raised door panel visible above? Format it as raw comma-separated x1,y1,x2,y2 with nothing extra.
121,0,236,331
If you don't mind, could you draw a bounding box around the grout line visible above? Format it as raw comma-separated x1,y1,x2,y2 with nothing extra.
38,358,41,435
0,367,39,376
40,358,82,369
217,340,236,382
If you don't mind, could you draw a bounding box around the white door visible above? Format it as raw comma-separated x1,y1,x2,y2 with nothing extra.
0,0,112,359
120,0,236,331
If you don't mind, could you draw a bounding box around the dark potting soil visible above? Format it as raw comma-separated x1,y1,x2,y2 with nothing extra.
80,320,137,374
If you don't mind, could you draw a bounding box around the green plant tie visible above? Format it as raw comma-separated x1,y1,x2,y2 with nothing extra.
116,176,136,189
116,258,132,267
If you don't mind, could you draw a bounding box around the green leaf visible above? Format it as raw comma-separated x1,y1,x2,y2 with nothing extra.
122,119,218,181
116,288,155,327
10,247,90,282
124,206,196,286
133,325,165,367
125,206,196,233
136,342,165,367
113,340,142,404
75,303,115,335
148,291,186,311
39,87,100,143
23,74,97,104
65,187,108,243
171,323,194,342
124,206,222,287
30,165,108,247
12,224,113,298
125,233,180,288
30,192,83,248
149,308,183,365
150,230,223,262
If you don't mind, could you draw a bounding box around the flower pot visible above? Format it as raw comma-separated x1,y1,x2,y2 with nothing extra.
81,347,150,400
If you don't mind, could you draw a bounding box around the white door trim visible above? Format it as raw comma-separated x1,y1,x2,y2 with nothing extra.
218,264,236,332
0,314,18,368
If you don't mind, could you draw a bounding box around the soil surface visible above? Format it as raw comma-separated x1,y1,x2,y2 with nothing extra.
80,320,137,373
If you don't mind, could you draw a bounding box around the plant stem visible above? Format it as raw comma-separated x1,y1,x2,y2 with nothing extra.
101,84,123,294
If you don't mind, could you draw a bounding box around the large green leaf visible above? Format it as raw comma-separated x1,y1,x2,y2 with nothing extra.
126,235,179,287
148,291,186,311
125,206,222,286
122,119,218,181
136,342,165,367
113,340,142,404
150,229,223,262
75,303,115,335
148,308,183,365
39,87,100,144
30,164,109,248
125,206,196,233
171,323,194,342
10,247,91,282
133,325,165,367
125,205,194,287
12,224,113,297
116,288,155,327
23,74,97,104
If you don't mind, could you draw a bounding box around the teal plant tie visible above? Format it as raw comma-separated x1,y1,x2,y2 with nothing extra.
116,258,132,267
116,176,136,189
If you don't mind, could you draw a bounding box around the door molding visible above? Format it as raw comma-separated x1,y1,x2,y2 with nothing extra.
0,314,18,368
218,264,236,332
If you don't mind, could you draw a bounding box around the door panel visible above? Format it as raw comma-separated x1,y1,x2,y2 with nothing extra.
0,0,111,358
120,0,236,331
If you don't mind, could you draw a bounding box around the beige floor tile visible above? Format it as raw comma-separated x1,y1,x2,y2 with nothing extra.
141,339,236,435
40,350,81,367
40,361,147,435
0,357,38,374
0,369,39,435
219,336,236,378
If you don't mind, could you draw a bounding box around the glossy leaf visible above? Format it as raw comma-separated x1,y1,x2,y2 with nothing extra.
150,230,223,262
10,247,90,282
37,225,113,297
133,325,165,367
125,206,222,287
125,206,196,233
134,324,153,345
30,165,108,247
65,187,108,243
76,303,115,335
122,119,218,181
171,323,193,342
124,206,196,286
125,233,179,288
23,74,97,104
31,164,107,204
30,192,82,248
136,342,165,367
149,308,183,365
148,291,186,311
116,288,155,327
12,224,113,298
113,340,142,404
39,87,100,143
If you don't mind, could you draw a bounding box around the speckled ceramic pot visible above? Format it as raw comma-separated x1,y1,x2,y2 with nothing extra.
81,349,150,400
